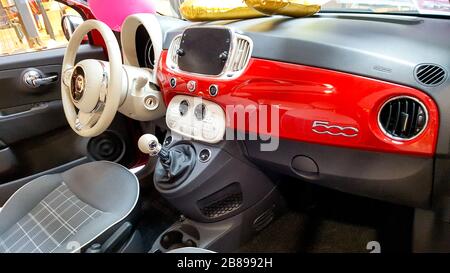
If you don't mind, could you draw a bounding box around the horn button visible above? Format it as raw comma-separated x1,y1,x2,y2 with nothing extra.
70,60,104,113
71,67,85,102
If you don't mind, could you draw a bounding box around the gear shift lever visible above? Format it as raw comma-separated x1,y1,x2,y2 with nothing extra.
138,134,169,162
138,134,196,187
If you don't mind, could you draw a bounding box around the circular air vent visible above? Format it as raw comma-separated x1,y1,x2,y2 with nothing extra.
414,64,447,87
378,96,428,141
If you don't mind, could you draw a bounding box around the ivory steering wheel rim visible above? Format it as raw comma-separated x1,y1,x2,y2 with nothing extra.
61,20,122,137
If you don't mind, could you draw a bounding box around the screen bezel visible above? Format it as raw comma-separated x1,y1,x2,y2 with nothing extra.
177,27,233,76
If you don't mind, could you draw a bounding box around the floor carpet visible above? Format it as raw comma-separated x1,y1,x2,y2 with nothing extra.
239,179,414,253
137,176,414,253
136,181,180,251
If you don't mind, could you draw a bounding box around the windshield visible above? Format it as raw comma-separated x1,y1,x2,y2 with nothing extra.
321,0,450,15
154,0,450,17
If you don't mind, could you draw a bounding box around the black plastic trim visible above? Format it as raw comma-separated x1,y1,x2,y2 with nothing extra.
244,138,433,208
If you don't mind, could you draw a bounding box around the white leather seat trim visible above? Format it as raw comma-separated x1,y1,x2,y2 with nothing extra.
75,161,139,253
0,161,139,253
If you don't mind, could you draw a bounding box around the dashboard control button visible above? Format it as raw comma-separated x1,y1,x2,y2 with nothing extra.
164,136,173,147
199,149,211,163
179,100,189,116
219,51,228,61
169,77,177,88
176,48,185,56
209,84,219,97
187,80,197,92
166,95,226,144
194,104,206,121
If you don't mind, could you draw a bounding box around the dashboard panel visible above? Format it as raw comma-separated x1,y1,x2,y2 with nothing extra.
129,14,450,207
158,50,439,157
161,14,450,156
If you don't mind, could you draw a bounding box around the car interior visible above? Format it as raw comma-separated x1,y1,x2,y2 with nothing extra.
0,0,449,253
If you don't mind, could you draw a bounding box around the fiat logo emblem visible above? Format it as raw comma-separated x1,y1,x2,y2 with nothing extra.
70,67,85,102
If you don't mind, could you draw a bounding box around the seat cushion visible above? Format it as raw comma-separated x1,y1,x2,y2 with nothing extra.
0,161,139,253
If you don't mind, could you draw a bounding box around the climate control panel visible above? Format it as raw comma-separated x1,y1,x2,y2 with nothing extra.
166,95,226,143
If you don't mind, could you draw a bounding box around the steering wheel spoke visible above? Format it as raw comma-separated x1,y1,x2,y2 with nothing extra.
62,67,74,88
75,109,102,131
61,19,122,137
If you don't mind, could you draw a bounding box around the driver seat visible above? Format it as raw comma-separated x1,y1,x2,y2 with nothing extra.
0,161,139,253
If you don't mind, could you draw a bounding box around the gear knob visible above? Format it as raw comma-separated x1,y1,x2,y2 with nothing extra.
138,134,161,156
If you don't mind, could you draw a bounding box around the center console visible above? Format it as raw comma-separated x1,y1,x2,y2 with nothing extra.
137,26,283,252
138,97,284,252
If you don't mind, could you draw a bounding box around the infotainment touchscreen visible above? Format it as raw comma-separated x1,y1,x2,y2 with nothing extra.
177,27,232,76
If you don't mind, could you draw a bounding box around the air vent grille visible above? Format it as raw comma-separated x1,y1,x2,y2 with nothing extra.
415,64,447,86
197,183,243,219
230,38,251,72
379,96,428,140
200,193,243,219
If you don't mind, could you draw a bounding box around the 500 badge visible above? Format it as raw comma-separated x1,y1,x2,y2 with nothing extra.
312,121,359,138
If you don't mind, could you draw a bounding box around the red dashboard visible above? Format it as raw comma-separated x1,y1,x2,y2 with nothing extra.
157,50,439,157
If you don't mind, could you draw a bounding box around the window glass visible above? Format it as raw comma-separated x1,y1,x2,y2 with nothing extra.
153,0,450,17
0,0,83,56
321,0,450,16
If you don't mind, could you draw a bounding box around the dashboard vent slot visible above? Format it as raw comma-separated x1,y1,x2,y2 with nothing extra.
414,64,447,86
169,35,182,65
378,96,428,140
230,38,251,72
197,183,243,219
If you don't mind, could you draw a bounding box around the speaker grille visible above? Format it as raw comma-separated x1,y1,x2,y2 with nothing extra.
378,96,428,140
414,64,447,87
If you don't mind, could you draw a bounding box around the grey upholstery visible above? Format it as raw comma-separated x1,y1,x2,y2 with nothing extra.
0,161,139,253
167,247,215,253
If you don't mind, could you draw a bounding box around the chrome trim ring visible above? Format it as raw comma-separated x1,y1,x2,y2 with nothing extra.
377,95,429,141
166,26,254,80
198,148,212,163
209,84,219,97
169,77,177,88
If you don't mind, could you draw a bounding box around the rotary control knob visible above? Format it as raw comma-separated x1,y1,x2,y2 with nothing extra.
179,100,189,116
194,104,206,121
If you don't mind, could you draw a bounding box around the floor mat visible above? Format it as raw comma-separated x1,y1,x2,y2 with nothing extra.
136,182,179,251
239,179,414,253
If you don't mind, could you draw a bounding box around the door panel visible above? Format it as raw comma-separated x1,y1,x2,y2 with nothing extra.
0,101,66,146
0,44,104,185
0,45,103,71
0,65,62,109
0,0,141,204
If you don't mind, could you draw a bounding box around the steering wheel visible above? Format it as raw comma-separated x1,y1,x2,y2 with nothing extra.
61,20,123,137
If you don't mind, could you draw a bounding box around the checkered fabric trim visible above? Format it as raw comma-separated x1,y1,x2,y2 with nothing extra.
0,182,103,253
